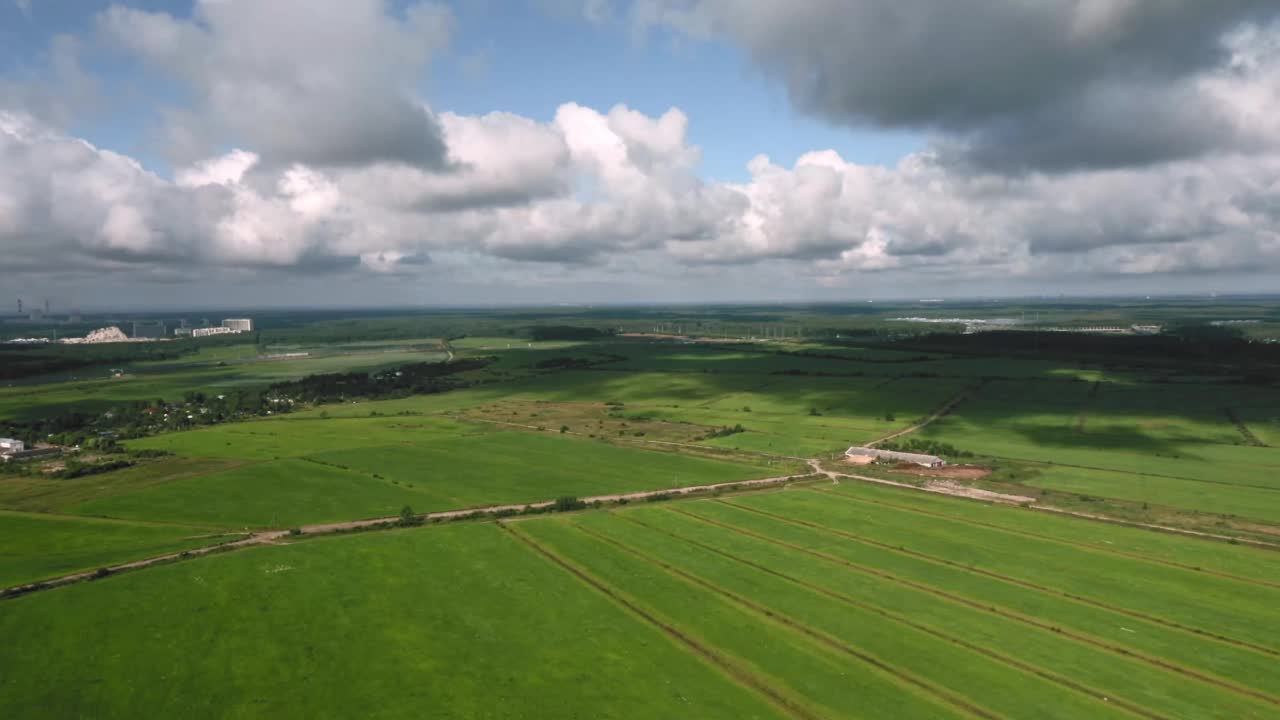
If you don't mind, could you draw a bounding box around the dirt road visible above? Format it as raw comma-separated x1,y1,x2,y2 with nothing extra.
805,460,1280,550
2,473,805,598
868,383,981,447
807,460,1036,504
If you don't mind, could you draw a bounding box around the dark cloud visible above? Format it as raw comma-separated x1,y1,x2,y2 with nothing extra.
638,0,1280,170
98,0,452,168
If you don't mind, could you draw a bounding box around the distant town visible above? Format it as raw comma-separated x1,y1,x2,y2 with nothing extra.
2,298,254,344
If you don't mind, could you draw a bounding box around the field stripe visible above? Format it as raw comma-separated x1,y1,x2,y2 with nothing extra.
975,454,1280,493
569,522,1002,720
671,504,1280,706
809,486,1280,591
718,499,1280,659
497,522,821,720
617,511,1166,720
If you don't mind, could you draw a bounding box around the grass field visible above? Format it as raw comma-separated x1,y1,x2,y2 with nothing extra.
0,510,226,588
0,523,785,720
67,425,786,529
917,378,1280,519
5,483,1277,718
5,323,1280,717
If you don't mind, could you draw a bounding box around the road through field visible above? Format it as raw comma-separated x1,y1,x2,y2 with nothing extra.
2,472,805,598
807,459,1280,550
868,383,982,446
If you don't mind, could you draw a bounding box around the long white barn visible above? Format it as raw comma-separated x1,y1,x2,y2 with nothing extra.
845,446,944,468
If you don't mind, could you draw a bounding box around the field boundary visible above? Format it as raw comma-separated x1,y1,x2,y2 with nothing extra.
811,462,1280,550
0,473,810,599
1223,407,1267,447
571,522,1003,720
498,523,822,720
868,380,983,447
615,512,1181,718
714,499,1280,659
810,486,1280,591
669,505,1280,704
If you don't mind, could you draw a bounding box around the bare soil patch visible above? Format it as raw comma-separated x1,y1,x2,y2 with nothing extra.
924,480,1035,504
884,462,993,480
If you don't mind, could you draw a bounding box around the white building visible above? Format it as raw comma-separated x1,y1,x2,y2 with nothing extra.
845,446,945,468
222,318,254,332
192,326,236,338
0,438,26,454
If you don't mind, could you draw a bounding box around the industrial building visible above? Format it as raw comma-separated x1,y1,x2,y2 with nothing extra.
845,446,945,468
192,326,236,338
223,318,254,332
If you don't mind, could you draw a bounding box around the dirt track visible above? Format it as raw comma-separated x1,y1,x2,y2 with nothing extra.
2,473,803,598
868,383,981,447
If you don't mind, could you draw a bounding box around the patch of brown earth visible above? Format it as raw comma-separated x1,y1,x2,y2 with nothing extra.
886,463,993,479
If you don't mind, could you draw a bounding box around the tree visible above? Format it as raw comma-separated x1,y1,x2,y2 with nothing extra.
398,505,421,526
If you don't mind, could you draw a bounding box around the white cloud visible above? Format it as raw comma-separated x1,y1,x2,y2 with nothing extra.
4,3,1280,299
98,0,452,167
4,101,1280,288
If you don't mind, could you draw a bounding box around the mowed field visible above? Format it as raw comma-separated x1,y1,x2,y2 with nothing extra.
4,482,1278,719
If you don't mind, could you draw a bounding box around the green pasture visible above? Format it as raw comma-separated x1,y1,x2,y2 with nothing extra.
129,416,480,460
563,506,1270,719
676,495,1280,701
920,379,1280,499
726,489,1280,652
805,474,1280,580
0,457,242,513
5,455,1280,717
71,458,437,529
107,427,783,528
1022,464,1280,522
0,510,222,588
0,523,782,720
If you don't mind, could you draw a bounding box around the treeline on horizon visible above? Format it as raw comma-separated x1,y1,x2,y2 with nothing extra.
0,357,493,450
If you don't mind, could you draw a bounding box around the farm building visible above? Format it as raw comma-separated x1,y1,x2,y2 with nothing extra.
0,438,25,454
846,446,945,468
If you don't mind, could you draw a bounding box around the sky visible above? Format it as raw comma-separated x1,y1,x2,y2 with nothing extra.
1,1,1279,310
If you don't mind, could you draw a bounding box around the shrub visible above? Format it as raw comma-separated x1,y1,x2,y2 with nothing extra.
553,496,586,512
398,505,422,526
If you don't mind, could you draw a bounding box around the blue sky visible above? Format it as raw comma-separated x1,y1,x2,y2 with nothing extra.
2,0,921,182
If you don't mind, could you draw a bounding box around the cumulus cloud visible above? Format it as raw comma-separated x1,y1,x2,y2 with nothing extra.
632,0,1280,170
98,0,452,168
4,2,1280,299
5,101,1279,288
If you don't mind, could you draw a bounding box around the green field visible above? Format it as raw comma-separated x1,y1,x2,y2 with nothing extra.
0,510,225,588
0,523,785,720
5,306,1280,718
5,484,1278,719
61,422,785,529
0,346,448,420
